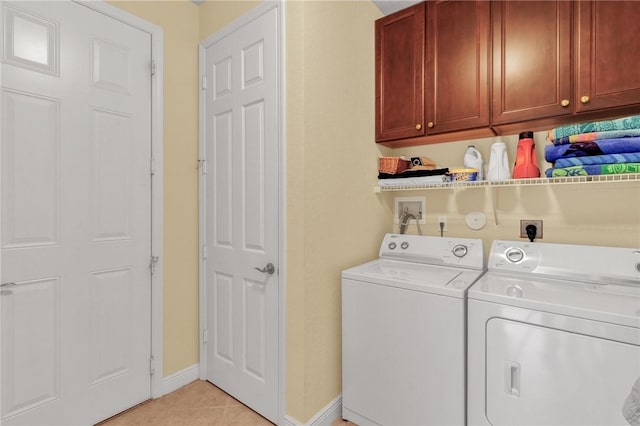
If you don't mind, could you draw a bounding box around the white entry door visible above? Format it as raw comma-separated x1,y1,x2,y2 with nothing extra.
1,1,152,425
202,4,280,423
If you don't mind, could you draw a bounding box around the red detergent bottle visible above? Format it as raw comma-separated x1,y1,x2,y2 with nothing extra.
512,131,540,178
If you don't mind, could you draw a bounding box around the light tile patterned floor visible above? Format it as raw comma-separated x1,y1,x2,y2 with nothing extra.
98,380,273,426
99,380,356,426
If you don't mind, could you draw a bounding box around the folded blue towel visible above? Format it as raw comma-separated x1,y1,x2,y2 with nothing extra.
554,152,640,168
545,137,640,162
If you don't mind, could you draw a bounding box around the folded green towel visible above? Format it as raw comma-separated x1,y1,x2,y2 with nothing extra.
548,115,640,141
545,163,640,177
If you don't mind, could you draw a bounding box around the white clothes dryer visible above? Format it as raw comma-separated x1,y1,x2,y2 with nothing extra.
342,233,485,426
467,240,640,426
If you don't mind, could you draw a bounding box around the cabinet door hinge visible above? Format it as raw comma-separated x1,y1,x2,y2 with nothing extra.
150,255,159,275
150,157,156,176
202,75,207,90
202,329,208,344
151,60,156,77
202,244,207,261
149,355,156,376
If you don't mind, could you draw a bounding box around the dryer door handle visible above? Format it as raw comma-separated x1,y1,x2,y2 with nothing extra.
504,361,521,397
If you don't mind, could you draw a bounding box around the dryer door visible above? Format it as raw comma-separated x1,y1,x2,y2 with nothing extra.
485,318,640,426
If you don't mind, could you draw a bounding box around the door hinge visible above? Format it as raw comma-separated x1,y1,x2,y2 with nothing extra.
198,159,207,175
201,75,207,90
150,255,159,275
151,60,156,77
149,355,155,376
202,329,208,344
150,157,156,176
202,244,207,261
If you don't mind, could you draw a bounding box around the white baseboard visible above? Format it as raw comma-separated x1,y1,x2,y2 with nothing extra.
161,363,199,396
283,394,343,426
282,416,301,426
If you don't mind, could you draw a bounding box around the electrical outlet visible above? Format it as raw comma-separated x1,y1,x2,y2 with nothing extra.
438,216,448,231
520,220,543,239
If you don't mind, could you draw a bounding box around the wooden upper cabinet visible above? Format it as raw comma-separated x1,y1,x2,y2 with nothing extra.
375,2,425,142
576,1,640,112
491,1,572,125
426,0,490,134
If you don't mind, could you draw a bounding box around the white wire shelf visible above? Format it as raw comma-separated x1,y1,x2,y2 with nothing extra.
374,173,640,192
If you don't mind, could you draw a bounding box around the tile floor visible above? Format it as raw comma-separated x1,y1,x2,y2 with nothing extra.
98,380,354,426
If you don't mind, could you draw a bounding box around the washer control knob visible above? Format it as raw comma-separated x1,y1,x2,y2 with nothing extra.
401,242,409,250
506,248,525,263
388,242,397,250
452,244,468,258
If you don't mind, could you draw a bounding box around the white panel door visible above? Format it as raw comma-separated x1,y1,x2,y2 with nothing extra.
1,2,152,425
203,5,279,423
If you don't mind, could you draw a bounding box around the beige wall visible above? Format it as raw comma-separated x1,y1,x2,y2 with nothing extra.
108,1,201,376
199,1,261,39
287,1,390,421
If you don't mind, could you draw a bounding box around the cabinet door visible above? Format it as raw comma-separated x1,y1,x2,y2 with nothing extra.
426,1,490,134
492,1,572,125
576,1,640,112
375,3,425,142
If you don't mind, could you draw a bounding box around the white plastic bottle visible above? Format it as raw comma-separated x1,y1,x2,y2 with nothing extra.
464,145,484,180
487,141,510,181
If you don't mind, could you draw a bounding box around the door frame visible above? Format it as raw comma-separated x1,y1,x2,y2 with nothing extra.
197,1,286,422
0,0,165,399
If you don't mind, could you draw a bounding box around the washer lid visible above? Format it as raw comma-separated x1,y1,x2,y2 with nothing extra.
469,271,640,328
342,259,483,298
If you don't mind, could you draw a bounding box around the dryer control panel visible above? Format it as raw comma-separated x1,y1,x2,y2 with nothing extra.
379,233,484,270
489,240,640,285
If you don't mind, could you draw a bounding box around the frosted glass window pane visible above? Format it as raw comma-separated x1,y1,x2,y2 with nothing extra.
13,16,49,65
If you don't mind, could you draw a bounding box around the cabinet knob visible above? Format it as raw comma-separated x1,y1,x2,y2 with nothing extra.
427,121,434,128
580,96,590,104
415,124,422,130
561,99,570,107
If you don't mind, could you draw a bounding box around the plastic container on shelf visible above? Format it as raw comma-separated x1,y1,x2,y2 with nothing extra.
448,168,478,182
487,141,510,181
512,131,540,178
463,145,484,180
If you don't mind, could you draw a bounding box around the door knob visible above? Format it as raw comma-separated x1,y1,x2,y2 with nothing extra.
427,121,434,128
254,263,275,275
415,123,422,130
561,99,570,107
580,96,590,104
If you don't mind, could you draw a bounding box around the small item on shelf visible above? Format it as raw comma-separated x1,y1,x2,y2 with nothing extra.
512,131,540,178
379,156,411,174
487,141,511,181
409,156,437,170
448,168,478,182
463,145,484,180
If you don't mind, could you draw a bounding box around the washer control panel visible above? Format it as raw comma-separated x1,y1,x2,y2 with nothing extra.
379,233,484,269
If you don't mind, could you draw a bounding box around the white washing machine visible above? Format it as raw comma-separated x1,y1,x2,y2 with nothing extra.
467,240,640,426
342,233,485,426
